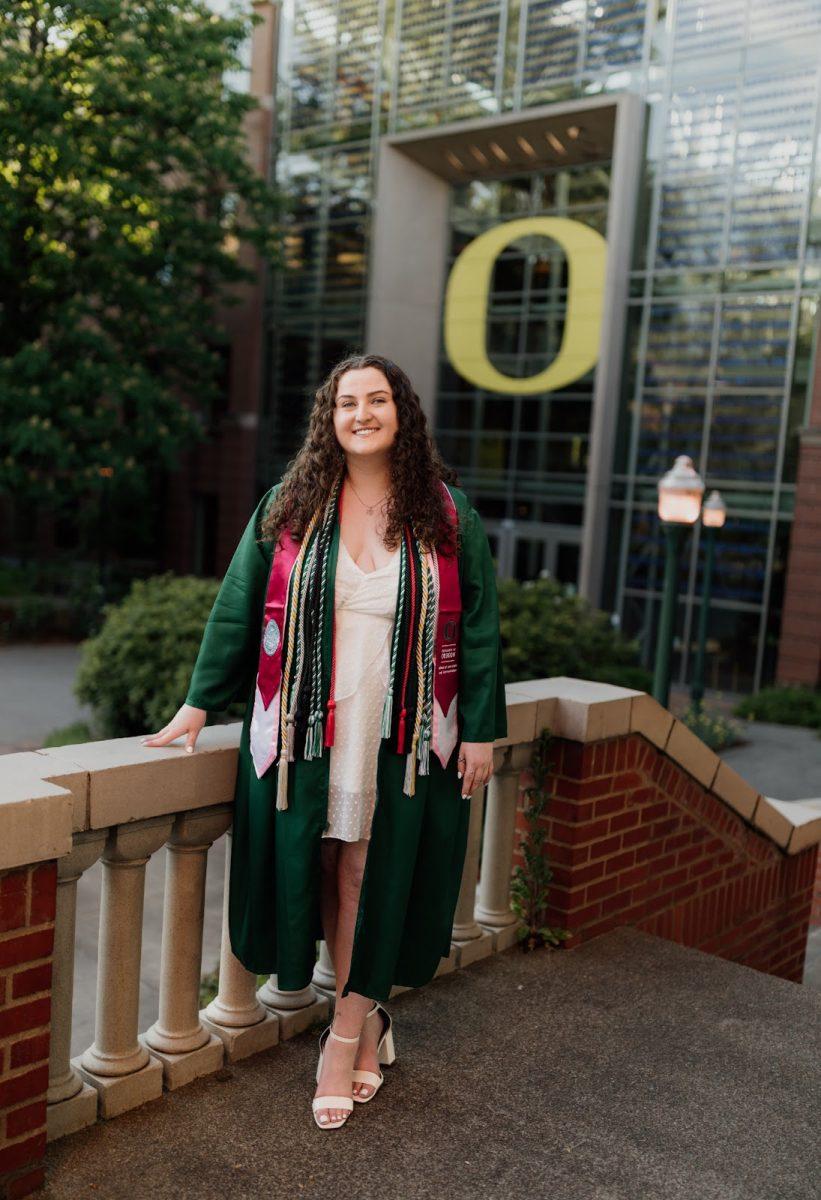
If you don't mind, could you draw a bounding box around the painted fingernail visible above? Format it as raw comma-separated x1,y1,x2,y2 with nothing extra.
186,746,193,754
457,771,462,778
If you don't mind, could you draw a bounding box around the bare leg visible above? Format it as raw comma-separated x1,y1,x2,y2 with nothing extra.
313,836,373,1123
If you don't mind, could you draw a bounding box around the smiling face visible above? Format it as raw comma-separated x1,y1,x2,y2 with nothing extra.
332,366,399,460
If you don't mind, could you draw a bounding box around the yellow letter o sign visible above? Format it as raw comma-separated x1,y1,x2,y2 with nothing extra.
443,217,607,395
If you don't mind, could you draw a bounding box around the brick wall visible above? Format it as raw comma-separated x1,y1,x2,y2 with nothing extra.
513,733,817,983
0,864,56,1200
812,852,821,928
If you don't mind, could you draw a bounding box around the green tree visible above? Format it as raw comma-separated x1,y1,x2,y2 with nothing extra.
0,0,280,541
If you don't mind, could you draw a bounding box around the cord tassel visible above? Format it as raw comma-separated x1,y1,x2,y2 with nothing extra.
276,751,290,810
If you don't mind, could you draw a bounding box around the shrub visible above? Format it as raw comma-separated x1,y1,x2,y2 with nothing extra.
498,576,651,692
678,703,745,752
42,721,99,747
74,573,245,738
734,686,821,731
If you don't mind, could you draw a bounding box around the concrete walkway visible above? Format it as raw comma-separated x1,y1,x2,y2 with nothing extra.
43,928,821,1200
0,643,94,753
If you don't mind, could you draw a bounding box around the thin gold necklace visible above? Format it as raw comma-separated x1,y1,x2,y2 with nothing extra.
345,475,389,516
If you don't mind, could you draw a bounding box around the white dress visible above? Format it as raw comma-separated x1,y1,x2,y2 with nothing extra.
322,538,401,843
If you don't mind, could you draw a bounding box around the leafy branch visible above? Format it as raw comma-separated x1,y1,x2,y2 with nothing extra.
510,727,570,952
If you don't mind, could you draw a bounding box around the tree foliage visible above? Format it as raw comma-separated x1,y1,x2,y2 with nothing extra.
0,0,280,515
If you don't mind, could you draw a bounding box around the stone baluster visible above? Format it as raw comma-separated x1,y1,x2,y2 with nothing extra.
451,776,494,967
258,966,328,1039
200,828,280,1062
46,829,108,1142
72,815,174,1119
476,743,531,950
139,806,232,1089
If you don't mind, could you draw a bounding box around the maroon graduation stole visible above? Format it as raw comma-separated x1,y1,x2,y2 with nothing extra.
249,478,461,798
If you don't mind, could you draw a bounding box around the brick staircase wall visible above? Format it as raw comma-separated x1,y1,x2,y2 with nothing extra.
513,733,817,983
0,864,57,1200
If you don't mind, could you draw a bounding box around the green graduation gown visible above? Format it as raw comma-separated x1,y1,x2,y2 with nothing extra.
185,480,508,1002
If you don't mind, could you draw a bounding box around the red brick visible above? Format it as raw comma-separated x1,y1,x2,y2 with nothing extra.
605,850,636,875
0,997,50,1039
6,1165,46,1199
588,834,622,859
566,900,602,925
5,1099,46,1138
0,1130,46,1174
585,876,622,904
9,1034,50,1070
0,886,28,934
571,861,607,887
619,865,649,890
28,872,56,925
0,1065,48,1108
622,826,651,849
610,810,640,834
0,930,53,969
579,777,619,800
11,964,52,1001
594,794,627,818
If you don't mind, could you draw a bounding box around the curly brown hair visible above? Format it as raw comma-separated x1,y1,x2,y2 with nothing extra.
258,353,462,555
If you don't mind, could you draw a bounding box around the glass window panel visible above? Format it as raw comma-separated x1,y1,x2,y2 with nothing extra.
673,0,746,57
522,0,585,97
728,69,816,264
643,302,714,387
334,1,382,130
636,393,705,479
715,299,791,388
707,393,783,481
585,0,647,71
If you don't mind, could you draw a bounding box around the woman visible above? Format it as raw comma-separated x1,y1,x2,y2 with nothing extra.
142,354,508,1129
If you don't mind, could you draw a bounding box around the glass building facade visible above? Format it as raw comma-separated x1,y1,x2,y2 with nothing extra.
262,0,821,694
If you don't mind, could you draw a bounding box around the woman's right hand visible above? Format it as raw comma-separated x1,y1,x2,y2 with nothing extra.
141,704,207,754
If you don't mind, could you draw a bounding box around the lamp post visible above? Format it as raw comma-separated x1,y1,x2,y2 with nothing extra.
690,489,726,712
652,455,704,709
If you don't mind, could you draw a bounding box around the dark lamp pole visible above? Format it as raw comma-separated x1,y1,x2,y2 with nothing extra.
652,455,704,709
690,489,726,712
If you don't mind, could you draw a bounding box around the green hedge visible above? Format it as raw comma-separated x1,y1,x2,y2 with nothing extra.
498,576,652,692
74,570,651,740
74,573,244,738
734,686,821,731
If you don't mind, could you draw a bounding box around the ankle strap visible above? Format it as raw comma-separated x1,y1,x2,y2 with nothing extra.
329,1026,360,1043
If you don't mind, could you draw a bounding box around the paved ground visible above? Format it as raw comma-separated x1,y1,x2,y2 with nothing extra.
0,643,94,753
42,928,821,1200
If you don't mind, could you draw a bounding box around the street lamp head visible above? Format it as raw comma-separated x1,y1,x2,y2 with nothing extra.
702,489,726,528
657,454,705,524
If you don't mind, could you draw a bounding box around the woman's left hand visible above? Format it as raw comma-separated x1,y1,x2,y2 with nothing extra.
456,741,495,798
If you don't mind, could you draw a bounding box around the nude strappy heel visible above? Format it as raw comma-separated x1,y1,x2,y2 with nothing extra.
352,1001,396,1103
313,1024,360,1129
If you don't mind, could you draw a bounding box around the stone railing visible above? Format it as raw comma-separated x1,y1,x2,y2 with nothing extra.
1,678,819,1198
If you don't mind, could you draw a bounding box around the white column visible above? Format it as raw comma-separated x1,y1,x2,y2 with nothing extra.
475,743,531,949
46,829,107,1142
258,962,328,1039
73,816,173,1118
200,828,280,1062
140,807,232,1088
452,782,488,949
